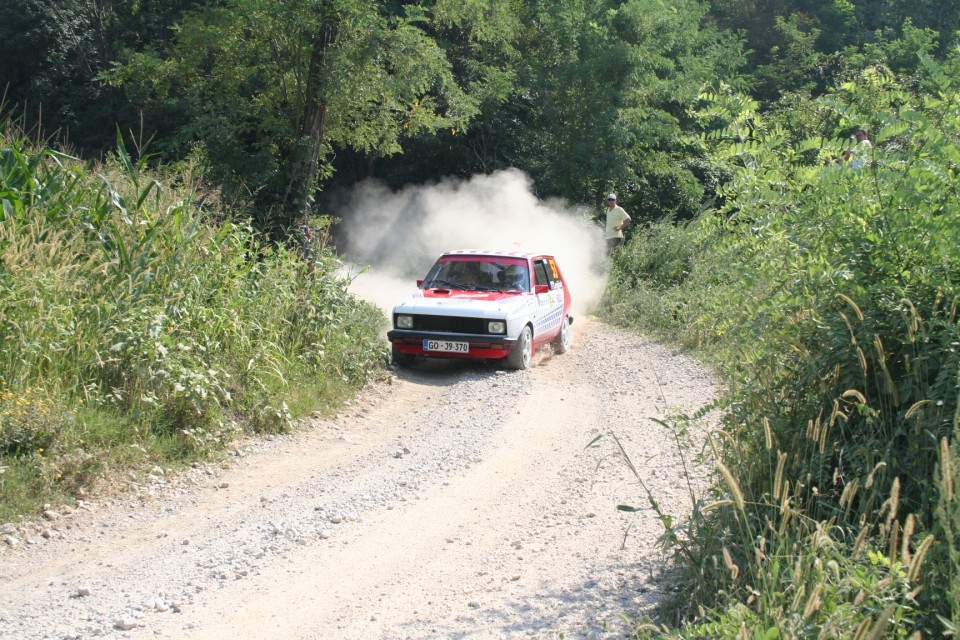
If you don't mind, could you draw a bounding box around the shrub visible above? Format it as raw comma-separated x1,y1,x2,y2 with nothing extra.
0,123,387,514
604,55,960,635
0,386,69,457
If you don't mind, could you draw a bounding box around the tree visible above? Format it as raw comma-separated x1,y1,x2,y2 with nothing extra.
363,0,745,222
0,0,120,151
706,0,960,102
107,0,477,236
751,14,825,100
332,0,525,188
513,0,744,218
0,0,201,155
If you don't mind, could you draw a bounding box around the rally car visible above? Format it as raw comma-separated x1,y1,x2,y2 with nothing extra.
387,250,573,370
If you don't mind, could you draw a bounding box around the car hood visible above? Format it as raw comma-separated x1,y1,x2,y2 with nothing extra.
392,289,531,316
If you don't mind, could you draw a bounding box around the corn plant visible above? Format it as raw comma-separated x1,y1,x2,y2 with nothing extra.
0,118,387,519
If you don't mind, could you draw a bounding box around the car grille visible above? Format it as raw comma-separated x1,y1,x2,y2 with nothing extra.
409,315,486,334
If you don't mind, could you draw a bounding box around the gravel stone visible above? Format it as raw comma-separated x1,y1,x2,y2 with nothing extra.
115,617,139,630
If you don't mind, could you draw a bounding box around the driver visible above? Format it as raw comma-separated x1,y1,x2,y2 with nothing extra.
499,265,528,291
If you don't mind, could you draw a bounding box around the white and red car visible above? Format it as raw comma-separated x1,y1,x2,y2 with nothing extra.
387,250,573,369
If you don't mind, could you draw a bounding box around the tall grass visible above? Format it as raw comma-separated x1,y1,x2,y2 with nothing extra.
0,123,387,520
603,57,960,636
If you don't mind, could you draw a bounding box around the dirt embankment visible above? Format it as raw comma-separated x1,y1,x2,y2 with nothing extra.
0,318,719,640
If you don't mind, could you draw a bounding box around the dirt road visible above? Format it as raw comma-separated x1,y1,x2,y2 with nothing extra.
0,318,719,640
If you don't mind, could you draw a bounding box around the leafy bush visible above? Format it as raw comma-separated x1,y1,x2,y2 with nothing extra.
0,386,69,457
600,212,738,350
0,123,388,518
604,55,960,636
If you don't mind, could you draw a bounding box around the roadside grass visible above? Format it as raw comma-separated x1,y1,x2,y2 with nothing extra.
600,58,960,636
0,124,388,522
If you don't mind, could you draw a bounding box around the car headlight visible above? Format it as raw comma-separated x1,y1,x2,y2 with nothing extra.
487,320,506,334
396,315,414,329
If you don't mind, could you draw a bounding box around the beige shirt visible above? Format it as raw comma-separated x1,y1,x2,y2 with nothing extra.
849,139,872,169
604,205,630,239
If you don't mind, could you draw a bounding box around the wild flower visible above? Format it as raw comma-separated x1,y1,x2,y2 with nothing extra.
0,385,69,457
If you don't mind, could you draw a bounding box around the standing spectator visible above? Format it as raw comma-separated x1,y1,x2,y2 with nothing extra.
844,128,872,169
603,193,631,255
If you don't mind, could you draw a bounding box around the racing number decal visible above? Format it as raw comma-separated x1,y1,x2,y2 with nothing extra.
548,259,560,282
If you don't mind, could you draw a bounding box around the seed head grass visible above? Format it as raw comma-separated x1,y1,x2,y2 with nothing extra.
0,126,388,521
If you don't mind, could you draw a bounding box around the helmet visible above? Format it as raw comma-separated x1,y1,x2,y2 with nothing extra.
500,265,524,289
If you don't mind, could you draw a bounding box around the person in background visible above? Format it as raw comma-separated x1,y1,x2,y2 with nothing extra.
603,193,631,255
843,127,872,169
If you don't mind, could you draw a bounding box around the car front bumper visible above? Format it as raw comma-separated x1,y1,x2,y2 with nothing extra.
387,329,519,359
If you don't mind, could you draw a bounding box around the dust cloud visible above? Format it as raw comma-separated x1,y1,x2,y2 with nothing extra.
330,168,609,322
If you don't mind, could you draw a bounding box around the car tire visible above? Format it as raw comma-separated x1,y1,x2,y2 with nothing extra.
507,325,533,370
391,343,414,366
551,316,571,354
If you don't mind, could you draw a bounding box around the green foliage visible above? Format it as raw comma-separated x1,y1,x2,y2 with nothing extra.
0,123,387,518
0,386,69,457
603,55,960,635
752,14,825,99
103,0,478,233
509,0,744,217
707,0,960,102
0,0,200,156
369,0,748,220
600,213,735,349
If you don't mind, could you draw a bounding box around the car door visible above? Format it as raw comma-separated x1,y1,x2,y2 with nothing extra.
531,258,565,340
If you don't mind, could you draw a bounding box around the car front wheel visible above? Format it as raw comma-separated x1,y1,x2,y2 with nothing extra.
507,325,533,370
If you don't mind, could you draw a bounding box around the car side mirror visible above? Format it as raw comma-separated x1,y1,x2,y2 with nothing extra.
417,279,424,287
534,284,549,295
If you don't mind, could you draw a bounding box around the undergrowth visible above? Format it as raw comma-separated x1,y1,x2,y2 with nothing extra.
600,55,960,636
0,125,387,521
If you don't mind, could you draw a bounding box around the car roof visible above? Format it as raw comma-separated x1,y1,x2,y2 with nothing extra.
441,249,552,260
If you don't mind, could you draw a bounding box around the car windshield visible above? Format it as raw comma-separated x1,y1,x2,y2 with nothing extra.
423,258,530,292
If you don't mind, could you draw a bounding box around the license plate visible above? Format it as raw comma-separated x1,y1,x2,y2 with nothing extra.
423,339,469,353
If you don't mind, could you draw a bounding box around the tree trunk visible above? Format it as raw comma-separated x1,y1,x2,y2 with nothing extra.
278,17,338,236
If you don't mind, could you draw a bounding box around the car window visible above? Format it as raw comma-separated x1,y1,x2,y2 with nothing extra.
495,262,529,291
533,261,550,288
533,258,563,290
424,257,528,291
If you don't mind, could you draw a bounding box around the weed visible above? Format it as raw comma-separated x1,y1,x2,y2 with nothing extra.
602,56,960,636
0,119,387,518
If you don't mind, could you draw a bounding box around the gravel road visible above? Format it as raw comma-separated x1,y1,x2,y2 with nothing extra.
0,318,719,640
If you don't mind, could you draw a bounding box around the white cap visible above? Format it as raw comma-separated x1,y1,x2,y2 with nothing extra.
606,193,617,201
